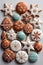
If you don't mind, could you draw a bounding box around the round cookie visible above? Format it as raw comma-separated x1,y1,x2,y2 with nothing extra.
3,49,15,62
16,51,28,63
10,40,22,52
29,51,38,62
24,23,33,34
1,39,10,49
13,21,25,31
12,12,21,21
6,29,17,41
1,17,13,31
31,29,42,41
34,42,42,52
17,31,26,41
16,2,27,14
1,31,7,40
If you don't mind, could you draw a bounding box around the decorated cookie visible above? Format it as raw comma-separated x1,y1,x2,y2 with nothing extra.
29,51,38,62
29,4,42,17
30,18,42,29
1,31,7,40
1,39,10,49
24,23,33,34
13,21,25,31
1,17,13,31
1,3,15,16
34,42,42,52
12,12,21,21
17,31,26,41
16,51,28,63
16,2,27,14
21,36,35,54
6,29,16,40
31,29,42,41
10,40,22,52
3,49,15,62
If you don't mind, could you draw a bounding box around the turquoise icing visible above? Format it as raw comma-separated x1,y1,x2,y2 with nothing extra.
29,52,38,62
13,12,21,21
17,31,26,41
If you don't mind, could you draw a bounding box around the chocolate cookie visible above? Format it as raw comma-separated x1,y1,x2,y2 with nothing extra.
13,21,25,31
24,23,33,34
1,17,13,31
1,31,7,40
3,49,15,62
16,2,27,14
1,39,10,49
34,42,42,52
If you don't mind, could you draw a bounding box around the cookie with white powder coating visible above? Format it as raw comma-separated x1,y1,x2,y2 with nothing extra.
10,40,22,52
16,51,28,63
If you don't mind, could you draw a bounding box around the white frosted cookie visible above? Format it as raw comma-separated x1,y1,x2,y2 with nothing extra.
7,29,16,40
10,40,22,52
31,29,42,41
16,51,28,63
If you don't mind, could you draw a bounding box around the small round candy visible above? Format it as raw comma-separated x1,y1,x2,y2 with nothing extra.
31,29,42,41
3,49,15,62
29,52,38,62
13,21,25,31
34,42,42,52
1,39,10,49
10,40,22,52
1,17,13,31
6,29,17,41
24,23,33,34
12,12,21,21
16,51,28,63
16,2,27,14
17,31,26,41
1,31,7,40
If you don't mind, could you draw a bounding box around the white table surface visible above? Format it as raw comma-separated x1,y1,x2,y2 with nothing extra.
0,0,43,65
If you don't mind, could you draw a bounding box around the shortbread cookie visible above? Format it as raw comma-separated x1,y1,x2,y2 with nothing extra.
7,29,16,40
16,51,28,63
16,2,27,14
1,3,15,16
1,17,13,31
3,49,15,62
10,40,22,52
31,29,42,41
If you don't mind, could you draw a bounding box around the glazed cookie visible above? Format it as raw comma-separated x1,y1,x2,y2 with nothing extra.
16,2,27,14
31,29,42,41
1,17,13,31
3,49,15,62
24,23,33,34
16,51,28,63
13,21,25,31
17,31,26,41
1,31,7,40
29,51,38,62
1,39,10,49
10,40,22,52
34,42,42,52
6,29,16,41
12,12,21,21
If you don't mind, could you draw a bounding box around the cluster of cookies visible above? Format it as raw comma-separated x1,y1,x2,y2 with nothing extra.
0,2,43,63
